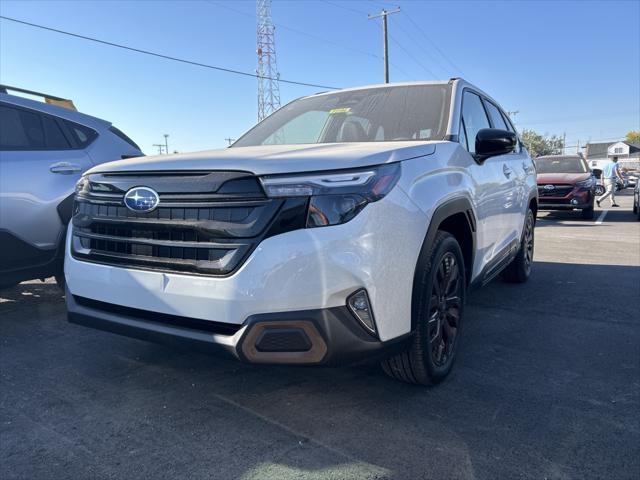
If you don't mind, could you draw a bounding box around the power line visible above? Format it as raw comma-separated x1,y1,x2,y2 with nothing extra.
401,7,466,77
319,0,370,16
388,31,438,78
210,0,380,60
0,15,340,90
388,17,441,78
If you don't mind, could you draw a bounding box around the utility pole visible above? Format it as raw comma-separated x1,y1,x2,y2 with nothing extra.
562,132,566,155
368,7,401,83
164,134,169,155
152,144,164,155
224,137,236,146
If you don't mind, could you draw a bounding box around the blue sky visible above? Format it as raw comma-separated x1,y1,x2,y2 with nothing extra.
1,0,638,154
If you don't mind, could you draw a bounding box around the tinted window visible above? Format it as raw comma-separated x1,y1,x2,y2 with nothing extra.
461,91,490,154
484,101,508,130
64,120,98,147
109,126,140,150
42,115,70,149
0,105,44,149
234,84,451,147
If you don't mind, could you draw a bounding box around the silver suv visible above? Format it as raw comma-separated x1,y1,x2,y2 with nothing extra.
0,86,143,288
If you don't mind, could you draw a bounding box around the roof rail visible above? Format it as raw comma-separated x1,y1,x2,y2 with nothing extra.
0,84,77,111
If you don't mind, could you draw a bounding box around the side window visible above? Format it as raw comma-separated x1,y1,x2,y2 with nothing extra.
461,91,490,154
63,120,98,148
484,100,508,130
0,104,44,149
42,116,70,149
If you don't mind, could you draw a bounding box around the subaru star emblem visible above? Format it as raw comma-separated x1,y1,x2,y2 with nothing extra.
124,187,160,213
543,184,555,191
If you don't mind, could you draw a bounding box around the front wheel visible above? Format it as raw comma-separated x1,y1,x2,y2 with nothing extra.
381,231,465,385
581,204,595,220
595,185,605,196
503,208,535,283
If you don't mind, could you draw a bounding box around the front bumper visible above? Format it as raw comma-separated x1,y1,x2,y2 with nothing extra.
67,290,411,366
538,188,593,210
65,186,428,344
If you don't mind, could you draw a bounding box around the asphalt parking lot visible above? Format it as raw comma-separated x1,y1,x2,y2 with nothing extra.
1,191,639,480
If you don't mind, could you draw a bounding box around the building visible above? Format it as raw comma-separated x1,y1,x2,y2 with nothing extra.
585,140,640,171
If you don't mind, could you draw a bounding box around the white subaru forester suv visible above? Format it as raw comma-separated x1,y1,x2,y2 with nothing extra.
66,78,537,385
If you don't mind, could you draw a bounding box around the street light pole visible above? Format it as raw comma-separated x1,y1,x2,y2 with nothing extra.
368,7,401,83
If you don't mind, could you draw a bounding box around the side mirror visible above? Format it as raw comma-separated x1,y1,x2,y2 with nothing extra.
474,128,517,163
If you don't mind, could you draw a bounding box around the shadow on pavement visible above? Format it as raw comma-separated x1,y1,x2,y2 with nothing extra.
1,261,639,479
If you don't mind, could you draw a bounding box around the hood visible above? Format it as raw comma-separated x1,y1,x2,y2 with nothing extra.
87,142,438,176
536,172,591,184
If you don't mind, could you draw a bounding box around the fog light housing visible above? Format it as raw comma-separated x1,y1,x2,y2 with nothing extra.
347,289,377,336
571,198,579,205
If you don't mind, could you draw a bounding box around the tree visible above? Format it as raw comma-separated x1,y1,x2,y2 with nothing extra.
625,131,640,143
520,129,564,158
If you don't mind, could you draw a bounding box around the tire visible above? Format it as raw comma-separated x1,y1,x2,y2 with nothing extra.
503,208,535,283
581,204,595,220
595,185,605,196
0,281,19,290
54,274,66,291
381,231,465,385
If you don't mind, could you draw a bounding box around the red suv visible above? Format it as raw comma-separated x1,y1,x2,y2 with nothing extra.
535,155,596,219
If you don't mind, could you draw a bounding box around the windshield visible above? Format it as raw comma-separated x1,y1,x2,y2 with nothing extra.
535,157,588,174
233,84,451,147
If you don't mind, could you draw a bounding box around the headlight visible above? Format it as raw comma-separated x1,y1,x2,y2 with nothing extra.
575,177,595,188
260,163,401,228
75,176,89,195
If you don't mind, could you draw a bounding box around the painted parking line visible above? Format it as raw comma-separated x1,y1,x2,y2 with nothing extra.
595,210,608,225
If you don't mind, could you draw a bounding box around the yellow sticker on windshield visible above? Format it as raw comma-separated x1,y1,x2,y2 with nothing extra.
329,107,351,114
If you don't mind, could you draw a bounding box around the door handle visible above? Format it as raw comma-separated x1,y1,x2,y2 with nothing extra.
50,162,82,175
503,164,513,178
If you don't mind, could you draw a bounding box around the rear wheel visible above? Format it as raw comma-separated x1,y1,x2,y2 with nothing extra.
381,231,465,385
503,208,535,283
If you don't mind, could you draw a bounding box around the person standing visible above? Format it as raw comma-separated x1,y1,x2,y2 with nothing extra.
597,156,623,207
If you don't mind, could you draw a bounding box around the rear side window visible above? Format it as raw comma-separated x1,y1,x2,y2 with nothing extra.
42,116,71,149
484,100,508,130
64,120,98,148
461,91,490,154
0,104,71,150
0,105,44,149
109,126,141,151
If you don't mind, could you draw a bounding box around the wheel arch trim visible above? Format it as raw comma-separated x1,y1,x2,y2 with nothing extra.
411,197,476,330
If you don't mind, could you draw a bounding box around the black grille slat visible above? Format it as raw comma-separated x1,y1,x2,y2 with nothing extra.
71,171,283,276
538,184,574,197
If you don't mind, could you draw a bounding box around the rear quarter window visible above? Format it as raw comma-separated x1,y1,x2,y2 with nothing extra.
63,120,98,148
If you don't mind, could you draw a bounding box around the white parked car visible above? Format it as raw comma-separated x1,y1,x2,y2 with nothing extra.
65,79,538,385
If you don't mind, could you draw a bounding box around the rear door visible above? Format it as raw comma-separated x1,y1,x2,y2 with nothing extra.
0,102,93,263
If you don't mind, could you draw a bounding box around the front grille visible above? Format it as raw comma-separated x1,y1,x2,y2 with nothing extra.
71,171,304,275
537,184,574,197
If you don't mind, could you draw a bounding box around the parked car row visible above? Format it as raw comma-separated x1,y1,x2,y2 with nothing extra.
1,79,539,386
533,154,638,220
2,79,635,387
